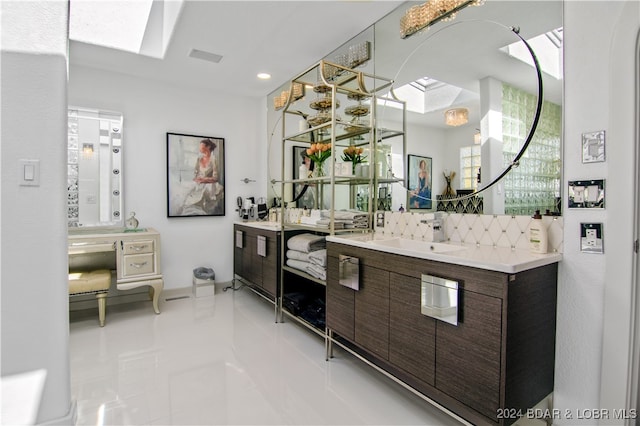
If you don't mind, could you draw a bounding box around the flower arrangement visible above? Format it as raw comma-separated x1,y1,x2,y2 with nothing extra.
342,145,367,174
306,142,332,176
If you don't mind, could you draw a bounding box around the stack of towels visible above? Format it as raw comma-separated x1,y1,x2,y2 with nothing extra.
320,209,369,229
286,233,327,281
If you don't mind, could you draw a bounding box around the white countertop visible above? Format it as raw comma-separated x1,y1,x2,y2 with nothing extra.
234,221,282,231
326,233,562,274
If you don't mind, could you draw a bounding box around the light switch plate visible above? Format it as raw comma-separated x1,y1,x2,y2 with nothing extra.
581,223,604,254
20,159,40,186
568,179,605,209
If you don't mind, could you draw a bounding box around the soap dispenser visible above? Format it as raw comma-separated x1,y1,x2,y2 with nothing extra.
529,210,548,254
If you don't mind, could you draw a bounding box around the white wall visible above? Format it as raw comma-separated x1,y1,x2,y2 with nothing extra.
68,66,267,289
557,1,639,424
1,1,73,424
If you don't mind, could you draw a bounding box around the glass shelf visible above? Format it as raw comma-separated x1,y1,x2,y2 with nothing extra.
282,223,369,234
285,121,371,144
282,176,372,185
282,265,326,286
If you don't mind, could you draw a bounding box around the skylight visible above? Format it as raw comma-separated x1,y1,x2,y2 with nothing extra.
381,77,477,115
69,0,183,59
70,0,153,53
501,28,563,80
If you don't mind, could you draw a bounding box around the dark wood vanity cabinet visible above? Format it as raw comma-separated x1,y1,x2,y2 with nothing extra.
326,242,558,426
233,224,280,299
389,272,436,387
355,265,390,360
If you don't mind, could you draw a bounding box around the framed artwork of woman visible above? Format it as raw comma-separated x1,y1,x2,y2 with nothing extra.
167,132,225,217
407,154,432,210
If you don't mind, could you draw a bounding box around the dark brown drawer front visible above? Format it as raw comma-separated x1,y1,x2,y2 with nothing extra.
436,290,502,421
355,265,389,360
261,237,279,297
234,246,243,277
326,256,355,340
389,272,436,386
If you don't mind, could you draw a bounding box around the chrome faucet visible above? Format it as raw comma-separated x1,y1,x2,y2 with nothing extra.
420,214,445,242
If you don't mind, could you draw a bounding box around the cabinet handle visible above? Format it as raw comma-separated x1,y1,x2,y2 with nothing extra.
131,245,148,251
129,261,148,269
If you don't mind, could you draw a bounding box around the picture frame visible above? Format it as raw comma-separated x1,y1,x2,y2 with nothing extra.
292,145,316,209
582,130,606,163
166,132,225,217
407,154,432,209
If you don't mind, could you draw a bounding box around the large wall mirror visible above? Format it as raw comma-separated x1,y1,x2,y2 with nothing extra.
67,107,123,228
267,0,563,216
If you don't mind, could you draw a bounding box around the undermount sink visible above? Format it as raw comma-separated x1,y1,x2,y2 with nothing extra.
369,238,466,254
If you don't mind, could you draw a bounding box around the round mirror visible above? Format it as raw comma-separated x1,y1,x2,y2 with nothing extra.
374,1,562,215
378,20,546,214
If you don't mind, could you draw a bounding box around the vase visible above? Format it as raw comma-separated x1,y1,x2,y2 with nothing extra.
314,161,326,177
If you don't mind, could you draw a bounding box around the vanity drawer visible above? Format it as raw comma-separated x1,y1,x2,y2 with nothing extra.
123,240,154,255
122,253,155,277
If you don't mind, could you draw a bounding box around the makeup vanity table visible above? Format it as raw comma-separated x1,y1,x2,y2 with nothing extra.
68,227,164,314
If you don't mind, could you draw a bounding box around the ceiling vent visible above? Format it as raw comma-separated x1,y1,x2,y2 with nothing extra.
188,48,223,64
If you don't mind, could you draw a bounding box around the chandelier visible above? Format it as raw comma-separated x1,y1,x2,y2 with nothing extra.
444,108,469,126
400,0,485,39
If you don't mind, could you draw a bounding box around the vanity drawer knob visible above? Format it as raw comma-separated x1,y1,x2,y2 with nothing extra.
130,261,148,269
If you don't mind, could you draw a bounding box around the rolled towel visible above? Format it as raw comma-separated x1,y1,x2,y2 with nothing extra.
287,233,326,253
306,263,327,281
286,250,310,262
308,249,327,267
286,258,309,272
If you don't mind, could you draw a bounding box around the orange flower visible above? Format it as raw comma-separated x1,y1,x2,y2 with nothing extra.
342,145,367,164
307,142,332,165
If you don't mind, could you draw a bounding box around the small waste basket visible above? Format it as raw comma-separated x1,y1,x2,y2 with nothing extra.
193,267,215,298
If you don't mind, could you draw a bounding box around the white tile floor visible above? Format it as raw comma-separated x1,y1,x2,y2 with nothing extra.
69,287,465,425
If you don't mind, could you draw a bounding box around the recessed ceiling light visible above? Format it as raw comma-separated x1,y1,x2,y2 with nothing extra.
257,73,271,80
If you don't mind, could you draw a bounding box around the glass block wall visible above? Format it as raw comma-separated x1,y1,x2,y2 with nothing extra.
502,84,561,215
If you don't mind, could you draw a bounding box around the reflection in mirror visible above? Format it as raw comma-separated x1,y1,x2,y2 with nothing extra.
67,107,123,228
266,0,563,216
375,0,563,215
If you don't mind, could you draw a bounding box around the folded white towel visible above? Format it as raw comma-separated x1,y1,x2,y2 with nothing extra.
316,219,345,229
287,233,326,253
308,249,327,267
306,263,327,281
299,216,319,226
286,258,309,272
286,250,310,262
322,210,368,221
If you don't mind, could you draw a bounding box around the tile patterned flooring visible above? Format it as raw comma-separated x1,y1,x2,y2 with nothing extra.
69,287,465,425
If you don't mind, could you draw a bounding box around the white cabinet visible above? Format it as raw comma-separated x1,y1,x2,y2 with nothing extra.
69,227,164,314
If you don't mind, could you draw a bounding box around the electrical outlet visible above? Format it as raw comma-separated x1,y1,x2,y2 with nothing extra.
376,212,385,228
581,223,604,254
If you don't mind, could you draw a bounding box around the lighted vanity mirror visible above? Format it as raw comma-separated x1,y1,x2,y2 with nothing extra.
67,107,124,228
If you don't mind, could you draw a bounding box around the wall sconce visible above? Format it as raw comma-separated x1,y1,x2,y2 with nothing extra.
474,129,481,144
82,143,94,159
273,82,305,110
400,0,485,39
444,108,468,126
